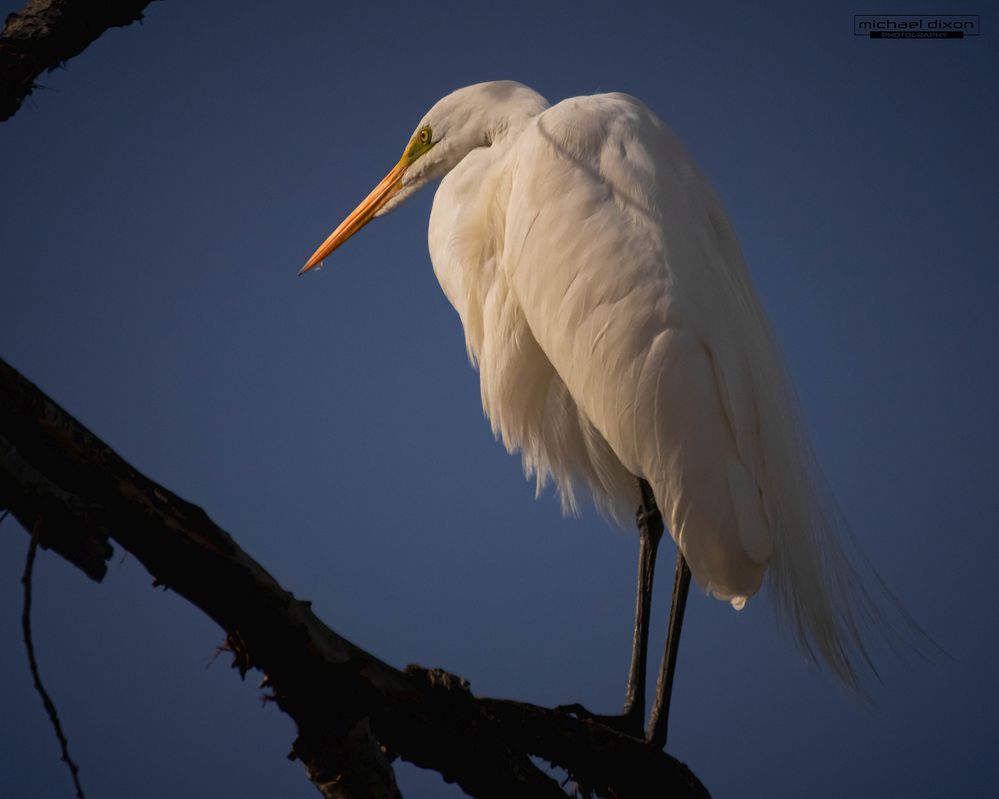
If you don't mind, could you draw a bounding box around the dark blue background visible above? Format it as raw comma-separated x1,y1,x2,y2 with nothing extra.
2,1,996,796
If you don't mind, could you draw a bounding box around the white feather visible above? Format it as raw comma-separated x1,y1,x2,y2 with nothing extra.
389,81,925,690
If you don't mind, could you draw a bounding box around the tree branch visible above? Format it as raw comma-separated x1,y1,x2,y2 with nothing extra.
0,0,155,121
0,356,710,799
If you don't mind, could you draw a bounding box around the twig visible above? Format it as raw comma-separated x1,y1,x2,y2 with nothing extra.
21,519,86,799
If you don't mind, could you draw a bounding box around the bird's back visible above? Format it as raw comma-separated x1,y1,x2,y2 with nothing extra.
499,94,774,606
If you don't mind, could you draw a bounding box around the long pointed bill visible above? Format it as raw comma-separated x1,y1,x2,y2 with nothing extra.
300,157,408,275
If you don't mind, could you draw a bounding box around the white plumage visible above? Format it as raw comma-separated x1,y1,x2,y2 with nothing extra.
303,80,916,703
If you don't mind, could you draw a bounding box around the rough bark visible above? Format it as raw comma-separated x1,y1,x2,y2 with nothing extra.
0,356,711,797
0,0,155,121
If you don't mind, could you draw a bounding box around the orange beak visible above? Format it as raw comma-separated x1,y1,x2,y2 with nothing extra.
299,157,408,275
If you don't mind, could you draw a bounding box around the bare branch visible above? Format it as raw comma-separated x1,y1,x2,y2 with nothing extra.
0,0,155,121
0,356,710,798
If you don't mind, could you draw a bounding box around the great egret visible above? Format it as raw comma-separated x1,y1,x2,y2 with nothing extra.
301,80,913,746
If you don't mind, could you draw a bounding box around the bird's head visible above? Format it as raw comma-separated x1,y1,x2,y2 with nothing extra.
299,81,547,274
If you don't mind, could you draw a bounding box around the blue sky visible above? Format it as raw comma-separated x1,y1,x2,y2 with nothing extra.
1,1,996,797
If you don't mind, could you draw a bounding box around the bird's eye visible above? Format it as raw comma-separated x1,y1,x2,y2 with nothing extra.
419,127,432,145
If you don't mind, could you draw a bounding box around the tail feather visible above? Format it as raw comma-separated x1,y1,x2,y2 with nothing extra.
744,310,937,693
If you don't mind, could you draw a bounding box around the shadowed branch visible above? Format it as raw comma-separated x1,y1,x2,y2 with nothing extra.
0,356,710,798
0,0,155,121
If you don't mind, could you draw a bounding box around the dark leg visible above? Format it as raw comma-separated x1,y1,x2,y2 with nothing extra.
556,479,662,739
646,549,691,749
621,480,663,728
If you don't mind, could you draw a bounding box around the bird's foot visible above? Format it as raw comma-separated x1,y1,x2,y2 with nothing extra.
555,702,645,739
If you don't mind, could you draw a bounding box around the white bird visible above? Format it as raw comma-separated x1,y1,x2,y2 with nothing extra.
301,80,918,746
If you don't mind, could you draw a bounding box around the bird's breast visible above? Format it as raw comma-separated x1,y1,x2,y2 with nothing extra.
428,145,514,361
426,137,641,524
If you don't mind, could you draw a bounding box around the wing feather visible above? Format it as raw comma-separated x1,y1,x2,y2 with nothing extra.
501,94,770,604
430,89,920,690
498,94,913,692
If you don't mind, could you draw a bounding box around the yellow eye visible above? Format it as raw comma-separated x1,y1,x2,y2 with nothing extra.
404,126,434,164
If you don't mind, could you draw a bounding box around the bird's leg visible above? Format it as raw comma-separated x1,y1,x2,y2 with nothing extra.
646,548,691,749
556,479,661,740
622,479,663,727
